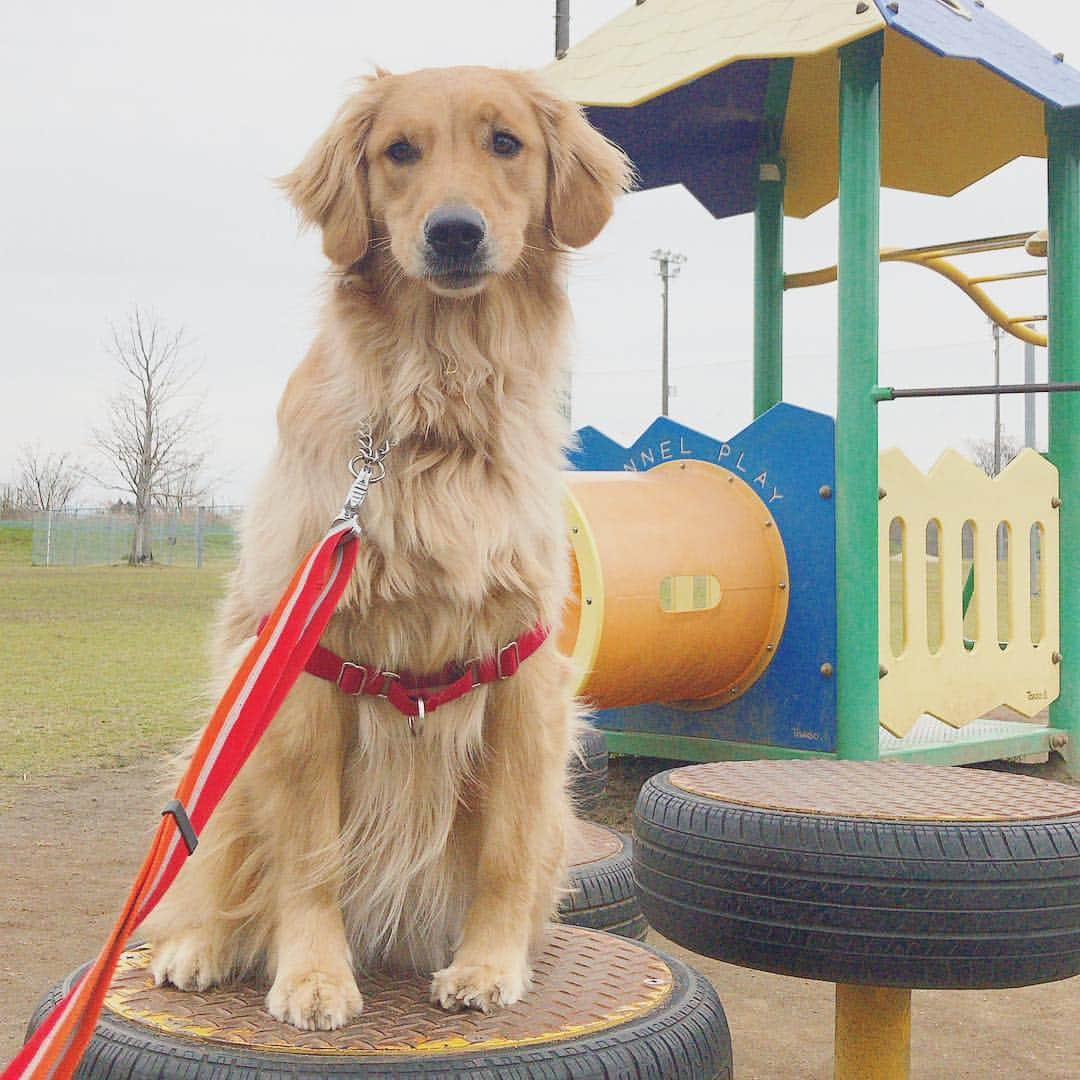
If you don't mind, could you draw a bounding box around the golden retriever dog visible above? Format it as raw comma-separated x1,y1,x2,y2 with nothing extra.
142,66,630,1031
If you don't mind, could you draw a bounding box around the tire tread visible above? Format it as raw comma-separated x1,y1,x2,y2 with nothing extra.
633,772,1080,989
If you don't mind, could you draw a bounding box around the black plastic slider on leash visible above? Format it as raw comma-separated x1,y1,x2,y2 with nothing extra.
161,799,199,855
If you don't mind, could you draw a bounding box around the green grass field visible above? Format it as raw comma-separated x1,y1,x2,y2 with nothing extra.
0,523,228,793
0,518,1046,800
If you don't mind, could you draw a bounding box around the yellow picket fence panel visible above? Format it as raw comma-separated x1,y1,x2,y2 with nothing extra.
877,448,1060,738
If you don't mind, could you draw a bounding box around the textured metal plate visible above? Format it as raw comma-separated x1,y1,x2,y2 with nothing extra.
879,715,1042,750
669,760,1080,822
104,927,672,1055
568,821,623,866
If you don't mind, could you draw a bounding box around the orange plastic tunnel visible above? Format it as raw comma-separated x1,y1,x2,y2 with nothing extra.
558,460,790,711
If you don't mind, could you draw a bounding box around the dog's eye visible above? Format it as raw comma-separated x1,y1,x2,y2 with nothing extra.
491,131,521,157
386,141,419,164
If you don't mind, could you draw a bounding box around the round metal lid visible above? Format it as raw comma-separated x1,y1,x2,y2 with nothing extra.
568,820,624,866
105,926,672,1056
667,760,1080,822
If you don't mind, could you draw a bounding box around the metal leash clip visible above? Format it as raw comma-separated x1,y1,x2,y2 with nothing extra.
332,425,394,534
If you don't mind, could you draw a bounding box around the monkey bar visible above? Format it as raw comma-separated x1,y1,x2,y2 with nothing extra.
785,232,1049,347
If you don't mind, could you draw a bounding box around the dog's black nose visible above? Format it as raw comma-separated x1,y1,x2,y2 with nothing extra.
425,206,486,260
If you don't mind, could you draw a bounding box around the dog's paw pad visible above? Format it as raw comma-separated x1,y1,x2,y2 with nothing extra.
429,962,530,1013
266,970,363,1031
149,933,225,992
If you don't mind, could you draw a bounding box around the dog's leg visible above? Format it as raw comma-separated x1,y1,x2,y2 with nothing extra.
147,675,361,1034
430,646,575,1012
146,631,269,991
146,786,261,992
259,681,363,1030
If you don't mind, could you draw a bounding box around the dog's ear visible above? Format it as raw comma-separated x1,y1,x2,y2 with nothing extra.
528,80,633,249
278,75,387,267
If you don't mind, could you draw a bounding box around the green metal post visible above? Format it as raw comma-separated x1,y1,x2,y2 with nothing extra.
753,59,792,417
754,161,785,415
1046,105,1080,774
835,34,884,761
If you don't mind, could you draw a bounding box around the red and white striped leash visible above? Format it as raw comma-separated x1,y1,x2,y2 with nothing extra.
3,433,390,1080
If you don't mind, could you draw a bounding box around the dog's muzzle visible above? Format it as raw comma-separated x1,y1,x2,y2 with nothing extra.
423,205,488,283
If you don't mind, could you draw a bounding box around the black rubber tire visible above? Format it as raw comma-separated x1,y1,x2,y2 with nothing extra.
27,942,732,1079
560,826,649,940
633,771,1080,990
568,727,608,813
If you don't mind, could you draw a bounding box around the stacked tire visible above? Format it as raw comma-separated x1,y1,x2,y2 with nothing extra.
568,726,608,812
28,928,732,1078
633,762,1080,988
561,821,647,940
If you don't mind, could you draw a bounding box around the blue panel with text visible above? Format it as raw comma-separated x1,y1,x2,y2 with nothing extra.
569,403,838,753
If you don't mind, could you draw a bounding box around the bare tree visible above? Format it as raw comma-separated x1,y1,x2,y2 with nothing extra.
966,431,1021,477
16,444,82,511
156,459,210,513
89,309,209,563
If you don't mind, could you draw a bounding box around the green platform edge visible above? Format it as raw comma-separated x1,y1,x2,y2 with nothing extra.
601,724,1064,768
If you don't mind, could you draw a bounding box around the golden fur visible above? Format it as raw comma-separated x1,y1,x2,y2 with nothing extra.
141,66,630,1030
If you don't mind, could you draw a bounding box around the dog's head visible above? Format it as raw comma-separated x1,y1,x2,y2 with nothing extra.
280,67,631,297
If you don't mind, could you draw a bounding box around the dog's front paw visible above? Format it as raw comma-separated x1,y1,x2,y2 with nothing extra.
150,931,226,992
266,969,363,1031
430,960,531,1013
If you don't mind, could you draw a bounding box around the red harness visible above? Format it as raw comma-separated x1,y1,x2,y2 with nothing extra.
291,620,550,720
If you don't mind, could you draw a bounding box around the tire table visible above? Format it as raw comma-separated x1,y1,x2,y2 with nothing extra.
633,760,1080,1080
561,821,648,939
568,726,608,812
28,926,731,1079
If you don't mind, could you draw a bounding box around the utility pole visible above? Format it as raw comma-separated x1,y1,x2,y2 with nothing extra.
651,249,686,416
555,0,569,59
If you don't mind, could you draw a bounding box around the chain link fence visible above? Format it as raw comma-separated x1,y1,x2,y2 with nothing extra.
30,506,243,567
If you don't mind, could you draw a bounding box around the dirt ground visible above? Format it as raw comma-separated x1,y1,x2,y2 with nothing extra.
1,754,1077,1079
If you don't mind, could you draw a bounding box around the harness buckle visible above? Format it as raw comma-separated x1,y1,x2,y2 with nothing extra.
336,662,370,695
497,641,521,679
377,671,400,698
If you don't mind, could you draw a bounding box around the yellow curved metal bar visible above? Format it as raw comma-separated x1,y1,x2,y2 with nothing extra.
967,269,1046,286
785,232,1048,347
905,256,1047,347
784,265,839,290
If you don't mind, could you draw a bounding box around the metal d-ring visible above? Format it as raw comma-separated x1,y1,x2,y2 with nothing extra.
408,696,426,737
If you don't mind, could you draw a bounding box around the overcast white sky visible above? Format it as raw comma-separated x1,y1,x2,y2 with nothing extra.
2,1,1078,506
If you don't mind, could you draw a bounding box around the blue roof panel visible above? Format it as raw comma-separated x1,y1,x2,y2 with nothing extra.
875,0,1080,109
585,60,772,220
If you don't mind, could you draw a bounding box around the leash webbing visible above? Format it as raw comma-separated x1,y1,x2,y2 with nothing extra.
2,522,360,1080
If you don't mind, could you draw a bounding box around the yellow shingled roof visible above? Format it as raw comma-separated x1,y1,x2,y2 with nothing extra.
543,1,1050,219
543,0,885,107
783,32,1046,217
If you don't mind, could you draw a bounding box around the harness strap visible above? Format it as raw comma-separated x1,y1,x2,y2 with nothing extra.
302,622,550,717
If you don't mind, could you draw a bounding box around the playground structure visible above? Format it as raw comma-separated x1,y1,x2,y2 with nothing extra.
546,0,1080,775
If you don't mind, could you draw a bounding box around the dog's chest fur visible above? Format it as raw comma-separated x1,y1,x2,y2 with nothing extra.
238,282,574,971
265,278,573,670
